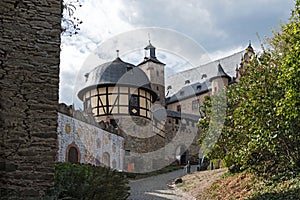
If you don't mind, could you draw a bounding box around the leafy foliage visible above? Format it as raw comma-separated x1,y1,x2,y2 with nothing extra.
62,0,83,36
46,162,130,200
199,0,300,176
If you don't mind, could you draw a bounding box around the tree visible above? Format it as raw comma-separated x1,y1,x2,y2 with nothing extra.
62,0,83,36
199,0,300,175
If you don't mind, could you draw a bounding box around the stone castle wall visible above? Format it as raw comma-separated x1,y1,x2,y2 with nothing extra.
120,114,200,172
0,0,61,198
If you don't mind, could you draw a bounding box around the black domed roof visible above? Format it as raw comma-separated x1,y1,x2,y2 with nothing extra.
78,57,156,100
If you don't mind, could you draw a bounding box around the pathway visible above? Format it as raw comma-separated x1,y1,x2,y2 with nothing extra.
128,166,197,200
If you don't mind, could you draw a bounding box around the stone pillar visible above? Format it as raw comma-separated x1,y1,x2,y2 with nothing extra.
0,0,61,198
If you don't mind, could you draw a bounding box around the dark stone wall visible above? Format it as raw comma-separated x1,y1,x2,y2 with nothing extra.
0,0,61,198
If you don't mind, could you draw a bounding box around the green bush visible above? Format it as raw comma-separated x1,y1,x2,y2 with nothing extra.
46,162,129,200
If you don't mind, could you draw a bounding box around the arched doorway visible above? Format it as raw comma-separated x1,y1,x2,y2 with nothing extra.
66,143,81,163
175,145,188,165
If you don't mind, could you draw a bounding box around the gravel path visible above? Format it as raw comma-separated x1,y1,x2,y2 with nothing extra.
128,166,197,200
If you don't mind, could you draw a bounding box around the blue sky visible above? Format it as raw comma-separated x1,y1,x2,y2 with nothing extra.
60,0,294,107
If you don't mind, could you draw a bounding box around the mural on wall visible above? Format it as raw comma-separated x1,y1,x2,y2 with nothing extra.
57,113,124,171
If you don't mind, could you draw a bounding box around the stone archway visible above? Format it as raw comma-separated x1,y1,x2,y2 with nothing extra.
175,145,188,165
66,142,81,163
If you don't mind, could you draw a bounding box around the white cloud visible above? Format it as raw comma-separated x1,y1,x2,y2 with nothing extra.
59,0,294,105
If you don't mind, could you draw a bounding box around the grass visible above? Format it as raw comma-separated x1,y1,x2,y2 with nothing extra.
175,168,228,199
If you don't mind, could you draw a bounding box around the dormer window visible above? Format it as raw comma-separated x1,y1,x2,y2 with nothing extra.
167,85,172,90
197,85,202,90
84,73,89,82
185,80,190,85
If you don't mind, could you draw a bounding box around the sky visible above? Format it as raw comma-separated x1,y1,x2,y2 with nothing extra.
60,0,294,107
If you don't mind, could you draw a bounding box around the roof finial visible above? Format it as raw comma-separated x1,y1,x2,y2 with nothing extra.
116,49,119,57
249,40,251,46
148,33,151,44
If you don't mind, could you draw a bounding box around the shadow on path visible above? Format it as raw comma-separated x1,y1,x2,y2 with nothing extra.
128,165,197,200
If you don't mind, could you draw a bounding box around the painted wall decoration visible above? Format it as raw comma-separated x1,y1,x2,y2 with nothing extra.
57,113,124,171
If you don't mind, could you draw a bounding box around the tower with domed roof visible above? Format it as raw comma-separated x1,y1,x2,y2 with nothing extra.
77,56,157,123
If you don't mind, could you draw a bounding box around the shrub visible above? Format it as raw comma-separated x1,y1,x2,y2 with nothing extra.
46,162,129,200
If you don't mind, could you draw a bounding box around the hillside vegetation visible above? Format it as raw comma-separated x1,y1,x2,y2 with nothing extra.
195,0,300,199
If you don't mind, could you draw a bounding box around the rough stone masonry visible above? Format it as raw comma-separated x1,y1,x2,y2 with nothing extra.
0,0,61,198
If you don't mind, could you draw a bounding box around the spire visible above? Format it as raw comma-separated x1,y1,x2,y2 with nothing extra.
144,40,156,59
209,63,231,82
217,63,229,77
246,40,254,54
137,40,165,66
243,40,255,62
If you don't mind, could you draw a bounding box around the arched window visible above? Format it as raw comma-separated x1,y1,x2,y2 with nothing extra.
103,152,110,167
68,146,79,163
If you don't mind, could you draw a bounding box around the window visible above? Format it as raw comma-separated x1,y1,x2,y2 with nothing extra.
179,91,184,96
192,99,200,110
156,70,159,76
185,80,190,85
129,94,139,115
177,105,181,112
125,150,130,155
130,95,138,107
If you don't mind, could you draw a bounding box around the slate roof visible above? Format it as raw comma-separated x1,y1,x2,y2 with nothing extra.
137,57,165,66
165,50,244,97
209,63,231,82
78,57,156,100
137,42,165,66
166,110,200,121
165,81,211,104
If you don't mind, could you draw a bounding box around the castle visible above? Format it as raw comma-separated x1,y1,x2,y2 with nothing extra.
58,41,254,173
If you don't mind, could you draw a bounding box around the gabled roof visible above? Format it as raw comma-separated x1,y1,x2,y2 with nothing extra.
165,50,243,97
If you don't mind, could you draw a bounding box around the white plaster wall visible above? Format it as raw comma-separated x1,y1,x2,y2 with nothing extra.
57,113,124,171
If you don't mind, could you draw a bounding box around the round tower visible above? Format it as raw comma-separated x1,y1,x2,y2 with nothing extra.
77,56,157,123
209,63,231,95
